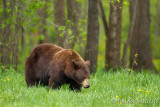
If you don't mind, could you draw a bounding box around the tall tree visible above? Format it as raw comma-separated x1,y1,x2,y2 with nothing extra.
130,0,154,71
12,0,23,70
64,0,81,49
0,0,24,70
0,0,15,66
105,0,118,68
116,0,123,65
54,0,66,47
38,0,49,44
121,0,137,68
85,0,99,73
99,0,122,69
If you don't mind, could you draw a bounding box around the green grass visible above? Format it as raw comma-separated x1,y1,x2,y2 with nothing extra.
0,68,160,107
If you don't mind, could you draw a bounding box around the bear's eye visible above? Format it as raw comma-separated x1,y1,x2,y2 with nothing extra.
82,77,85,81
78,76,85,82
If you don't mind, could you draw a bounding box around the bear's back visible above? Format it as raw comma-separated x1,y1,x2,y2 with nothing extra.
32,43,62,57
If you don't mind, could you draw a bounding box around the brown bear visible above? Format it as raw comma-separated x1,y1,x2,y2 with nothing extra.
25,43,90,92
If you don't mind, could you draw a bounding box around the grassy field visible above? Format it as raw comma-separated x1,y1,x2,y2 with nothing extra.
0,68,160,107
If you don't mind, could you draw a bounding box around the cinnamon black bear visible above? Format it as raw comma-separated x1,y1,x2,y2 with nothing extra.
25,43,90,91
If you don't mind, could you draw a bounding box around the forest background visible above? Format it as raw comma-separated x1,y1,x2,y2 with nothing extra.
0,0,160,73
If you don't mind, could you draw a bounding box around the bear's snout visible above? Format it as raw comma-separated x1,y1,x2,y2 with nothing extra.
82,78,90,88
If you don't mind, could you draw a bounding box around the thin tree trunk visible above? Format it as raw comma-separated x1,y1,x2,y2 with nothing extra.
54,0,66,47
21,27,24,50
121,0,137,68
82,0,88,20
116,0,123,65
0,0,15,66
85,0,99,73
12,0,23,70
38,0,49,44
130,0,154,71
79,0,87,57
99,0,109,38
153,0,160,58
64,0,81,49
0,0,2,62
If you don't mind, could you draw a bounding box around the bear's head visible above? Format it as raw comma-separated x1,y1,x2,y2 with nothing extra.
63,50,90,88
65,59,90,88
71,60,90,88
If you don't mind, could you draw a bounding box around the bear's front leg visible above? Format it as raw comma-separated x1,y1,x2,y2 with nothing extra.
69,83,81,92
48,78,62,90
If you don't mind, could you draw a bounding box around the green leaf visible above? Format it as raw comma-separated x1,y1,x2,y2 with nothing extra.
7,9,11,13
72,22,75,26
59,33,64,37
69,40,72,43
68,29,72,35
124,2,130,7
77,0,82,3
69,36,74,40
0,8,3,13
1,24,6,28
58,26,66,32
111,1,114,4
66,20,71,25
7,2,10,6
40,35,45,40
135,53,138,57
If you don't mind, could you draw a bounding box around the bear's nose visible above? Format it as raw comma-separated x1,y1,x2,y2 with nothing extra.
86,85,90,88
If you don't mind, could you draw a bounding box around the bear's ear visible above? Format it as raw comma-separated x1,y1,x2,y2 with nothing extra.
72,60,80,69
86,60,90,67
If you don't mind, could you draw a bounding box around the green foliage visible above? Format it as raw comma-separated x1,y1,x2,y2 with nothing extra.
77,0,83,3
66,20,71,25
153,59,160,71
58,26,66,32
0,0,159,73
117,0,120,3
0,65,15,72
73,19,87,56
35,35,45,41
58,26,67,38
68,29,72,35
110,0,115,5
0,68,160,106
123,2,130,7
59,32,64,37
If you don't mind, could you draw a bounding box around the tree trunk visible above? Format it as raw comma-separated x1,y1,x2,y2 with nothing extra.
12,0,23,70
85,0,99,73
0,0,15,66
153,0,160,58
54,0,66,47
63,0,81,49
105,0,118,69
116,0,123,65
100,0,122,69
38,0,49,44
99,0,109,38
121,0,137,68
1,26,11,65
130,0,154,71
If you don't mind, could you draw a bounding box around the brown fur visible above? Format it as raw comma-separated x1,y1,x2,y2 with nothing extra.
25,43,90,91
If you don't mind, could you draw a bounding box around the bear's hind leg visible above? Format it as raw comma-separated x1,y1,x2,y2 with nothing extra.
25,69,39,87
26,79,39,87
